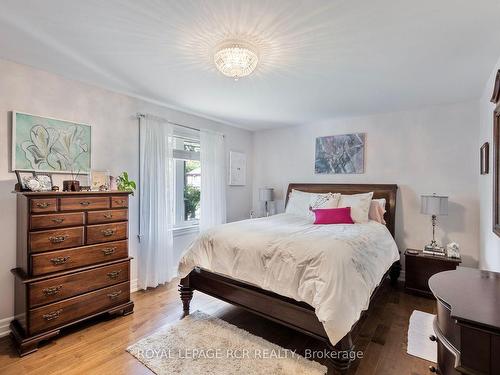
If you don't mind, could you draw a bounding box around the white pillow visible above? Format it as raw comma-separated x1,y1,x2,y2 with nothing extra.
338,192,374,223
286,190,340,219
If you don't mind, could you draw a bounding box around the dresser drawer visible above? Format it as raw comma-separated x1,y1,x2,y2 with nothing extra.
31,240,128,276
29,260,130,307
31,212,85,230
30,227,84,253
86,222,128,244
29,281,130,335
87,209,128,224
31,198,57,213
60,196,110,211
111,196,128,208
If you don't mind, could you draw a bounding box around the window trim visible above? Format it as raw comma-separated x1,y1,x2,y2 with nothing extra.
173,224,199,237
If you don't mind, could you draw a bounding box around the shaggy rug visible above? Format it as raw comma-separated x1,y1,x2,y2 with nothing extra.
127,311,327,375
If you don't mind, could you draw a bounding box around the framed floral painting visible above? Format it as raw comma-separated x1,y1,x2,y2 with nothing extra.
11,111,91,174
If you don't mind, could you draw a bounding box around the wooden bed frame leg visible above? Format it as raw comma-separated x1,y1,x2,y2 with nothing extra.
179,276,193,316
389,260,401,286
327,334,354,374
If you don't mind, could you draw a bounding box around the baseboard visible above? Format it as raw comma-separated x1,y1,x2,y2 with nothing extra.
0,316,12,338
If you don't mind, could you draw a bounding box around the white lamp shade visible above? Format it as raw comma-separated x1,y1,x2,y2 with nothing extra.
421,194,448,216
259,188,273,202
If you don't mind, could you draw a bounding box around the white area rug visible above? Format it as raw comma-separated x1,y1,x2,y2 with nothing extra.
407,310,437,363
127,311,327,375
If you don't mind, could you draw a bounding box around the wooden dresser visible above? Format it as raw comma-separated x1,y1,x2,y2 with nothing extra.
10,191,134,356
429,268,500,374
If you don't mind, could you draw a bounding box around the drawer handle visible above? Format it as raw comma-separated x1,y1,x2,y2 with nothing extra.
102,229,116,237
429,366,440,373
42,285,63,296
429,335,437,342
50,256,70,265
107,290,122,300
48,234,69,243
102,247,116,256
107,270,122,279
51,218,65,224
80,201,91,206
114,200,126,205
104,213,113,219
43,309,62,321
36,202,51,208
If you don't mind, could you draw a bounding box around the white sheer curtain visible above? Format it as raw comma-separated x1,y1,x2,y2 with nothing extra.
138,116,175,289
200,130,226,231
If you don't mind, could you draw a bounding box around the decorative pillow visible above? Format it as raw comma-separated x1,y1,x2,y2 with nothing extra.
372,198,386,211
338,192,374,223
313,207,354,225
286,190,340,219
368,200,386,224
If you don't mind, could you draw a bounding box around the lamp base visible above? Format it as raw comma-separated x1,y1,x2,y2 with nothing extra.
423,244,446,256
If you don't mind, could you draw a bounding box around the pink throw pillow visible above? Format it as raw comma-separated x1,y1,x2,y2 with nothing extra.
313,207,354,225
368,201,386,224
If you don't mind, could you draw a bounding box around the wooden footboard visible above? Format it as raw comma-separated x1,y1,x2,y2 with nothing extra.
179,260,400,373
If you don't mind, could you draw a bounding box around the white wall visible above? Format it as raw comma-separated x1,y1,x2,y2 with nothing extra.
0,58,254,327
479,56,500,272
253,101,480,270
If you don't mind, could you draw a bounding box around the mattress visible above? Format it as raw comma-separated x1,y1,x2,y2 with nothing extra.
178,213,400,345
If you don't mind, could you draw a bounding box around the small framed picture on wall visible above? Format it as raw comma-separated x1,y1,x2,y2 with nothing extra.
229,151,246,186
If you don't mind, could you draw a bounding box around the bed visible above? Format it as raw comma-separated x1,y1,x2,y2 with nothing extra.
178,183,401,372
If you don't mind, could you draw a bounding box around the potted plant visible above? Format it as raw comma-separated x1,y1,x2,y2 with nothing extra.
116,172,136,195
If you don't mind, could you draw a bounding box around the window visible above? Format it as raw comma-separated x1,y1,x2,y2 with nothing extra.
173,136,201,228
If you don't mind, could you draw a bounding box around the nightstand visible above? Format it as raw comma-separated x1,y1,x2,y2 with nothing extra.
404,248,461,297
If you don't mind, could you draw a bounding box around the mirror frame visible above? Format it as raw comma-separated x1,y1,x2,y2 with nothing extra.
494,105,500,236
491,69,500,237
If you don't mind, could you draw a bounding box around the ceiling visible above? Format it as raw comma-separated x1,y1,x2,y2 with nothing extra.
1,0,500,131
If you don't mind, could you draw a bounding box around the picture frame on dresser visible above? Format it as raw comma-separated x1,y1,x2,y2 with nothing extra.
33,172,53,191
14,170,35,191
10,190,133,356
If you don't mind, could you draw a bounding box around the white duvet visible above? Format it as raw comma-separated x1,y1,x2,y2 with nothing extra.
178,213,399,345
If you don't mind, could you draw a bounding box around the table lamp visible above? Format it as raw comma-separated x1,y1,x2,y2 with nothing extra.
420,194,448,254
259,188,274,217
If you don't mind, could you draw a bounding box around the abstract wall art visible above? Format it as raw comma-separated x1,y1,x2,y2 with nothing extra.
12,111,91,174
315,133,365,174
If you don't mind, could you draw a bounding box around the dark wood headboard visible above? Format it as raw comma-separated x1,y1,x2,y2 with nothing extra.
285,183,398,238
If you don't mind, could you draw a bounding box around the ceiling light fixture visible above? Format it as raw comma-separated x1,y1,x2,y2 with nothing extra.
214,40,259,81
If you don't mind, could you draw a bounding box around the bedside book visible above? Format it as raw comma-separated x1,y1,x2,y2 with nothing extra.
422,248,446,256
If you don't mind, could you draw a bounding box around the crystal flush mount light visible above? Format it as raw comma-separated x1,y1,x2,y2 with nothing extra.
214,40,259,80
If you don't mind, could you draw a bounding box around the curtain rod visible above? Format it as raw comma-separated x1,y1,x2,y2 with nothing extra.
136,112,224,137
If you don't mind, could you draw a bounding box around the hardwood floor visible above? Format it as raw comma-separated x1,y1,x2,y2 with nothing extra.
0,280,435,375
